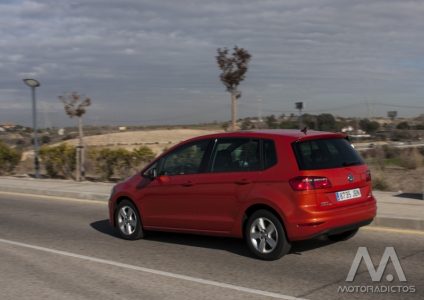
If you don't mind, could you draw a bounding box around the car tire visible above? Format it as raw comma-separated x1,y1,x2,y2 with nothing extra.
327,228,358,242
245,209,291,260
115,200,145,240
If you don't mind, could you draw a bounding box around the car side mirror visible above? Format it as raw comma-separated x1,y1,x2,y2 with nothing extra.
157,175,171,184
143,167,157,180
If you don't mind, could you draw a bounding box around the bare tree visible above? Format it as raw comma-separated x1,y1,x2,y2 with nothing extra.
59,92,91,181
216,46,251,131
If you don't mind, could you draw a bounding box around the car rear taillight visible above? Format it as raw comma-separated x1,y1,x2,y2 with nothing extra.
366,170,371,182
289,176,332,191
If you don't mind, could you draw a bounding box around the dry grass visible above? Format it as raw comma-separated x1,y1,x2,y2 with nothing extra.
21,128,222,161
366,146,424,193
54,128,222,154
369,165,424,193
398,147,423,170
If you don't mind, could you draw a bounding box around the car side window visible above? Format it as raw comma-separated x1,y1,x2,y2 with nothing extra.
160,140,209,176
211,138,261,172
263,139,277,169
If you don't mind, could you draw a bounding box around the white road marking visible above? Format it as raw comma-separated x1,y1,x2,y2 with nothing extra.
0,238,306,300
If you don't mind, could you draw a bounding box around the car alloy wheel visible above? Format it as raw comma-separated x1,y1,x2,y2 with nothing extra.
249,217,278,254
117,205,138,236
115,200,144,240
245,209,291,260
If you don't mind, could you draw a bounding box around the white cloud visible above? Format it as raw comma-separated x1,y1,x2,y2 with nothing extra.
0,0,423,126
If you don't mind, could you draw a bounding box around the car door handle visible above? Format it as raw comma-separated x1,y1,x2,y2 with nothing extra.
181,181,194,187
235,179,251,185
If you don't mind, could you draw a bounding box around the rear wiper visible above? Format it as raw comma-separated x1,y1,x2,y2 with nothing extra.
342,161,361,166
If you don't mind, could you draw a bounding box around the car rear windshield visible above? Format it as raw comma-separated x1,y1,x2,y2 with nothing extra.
292,138,364,170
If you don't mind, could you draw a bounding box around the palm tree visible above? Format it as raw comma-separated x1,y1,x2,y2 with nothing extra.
59,92,91,181
216,46,251,131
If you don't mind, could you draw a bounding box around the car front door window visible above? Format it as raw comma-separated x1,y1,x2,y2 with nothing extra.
161,140,209,176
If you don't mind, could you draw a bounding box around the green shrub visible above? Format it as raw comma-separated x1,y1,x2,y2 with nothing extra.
382,145,400,159
132,146,155,164
0,142,21,175
40,143,76,178
365,146,386,170
396,121,410,130
241,119,254,130
90,148,126,180
90,146,155,180
398,148,423,170
391,130,413,141
372,176,389,191
279,121,298,129
359,118,380,134
40,135,51,144
38,144,156,181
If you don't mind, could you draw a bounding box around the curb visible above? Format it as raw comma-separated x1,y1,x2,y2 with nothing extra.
370,216,424,231
0,186,109,201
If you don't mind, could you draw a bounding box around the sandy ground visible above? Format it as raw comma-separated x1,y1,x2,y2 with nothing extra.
22,128,222,160
59,128,221,153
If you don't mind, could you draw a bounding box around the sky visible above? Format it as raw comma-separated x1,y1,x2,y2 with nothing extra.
1,0,424,127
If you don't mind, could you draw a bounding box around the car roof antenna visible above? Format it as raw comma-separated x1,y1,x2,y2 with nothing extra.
301,127,308,135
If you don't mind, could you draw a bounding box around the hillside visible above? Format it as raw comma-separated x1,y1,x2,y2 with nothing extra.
54,128,222,154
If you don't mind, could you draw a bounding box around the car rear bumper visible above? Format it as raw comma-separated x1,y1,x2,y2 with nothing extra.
285,196,377,241
308,219,373,239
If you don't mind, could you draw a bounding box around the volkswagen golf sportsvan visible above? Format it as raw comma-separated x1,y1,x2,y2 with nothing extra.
109,129,376,260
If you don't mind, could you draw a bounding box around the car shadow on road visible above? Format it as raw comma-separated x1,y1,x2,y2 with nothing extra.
90,219,121,238
290,237,336,255
90,219,337,258
90,219,252,257
395,192,423,200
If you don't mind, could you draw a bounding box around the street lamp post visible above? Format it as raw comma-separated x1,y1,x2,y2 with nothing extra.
23,79,41,179
295,102,304,129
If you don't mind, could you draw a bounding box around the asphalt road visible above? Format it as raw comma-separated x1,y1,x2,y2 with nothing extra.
0,192,423,300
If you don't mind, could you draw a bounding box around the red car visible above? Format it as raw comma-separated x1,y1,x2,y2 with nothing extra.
109,129,376,260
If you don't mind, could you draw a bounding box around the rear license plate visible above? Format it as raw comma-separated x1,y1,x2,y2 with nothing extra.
335,188,361,201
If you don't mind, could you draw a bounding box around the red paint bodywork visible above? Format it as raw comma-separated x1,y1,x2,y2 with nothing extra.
109,130,376,241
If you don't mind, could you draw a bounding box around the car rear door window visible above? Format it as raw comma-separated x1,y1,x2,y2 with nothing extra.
293,138,364,170
263,139,277,169
211,139,261,172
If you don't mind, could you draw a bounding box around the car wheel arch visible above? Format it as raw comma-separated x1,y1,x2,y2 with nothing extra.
242,203,288,240
114,196,143,227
